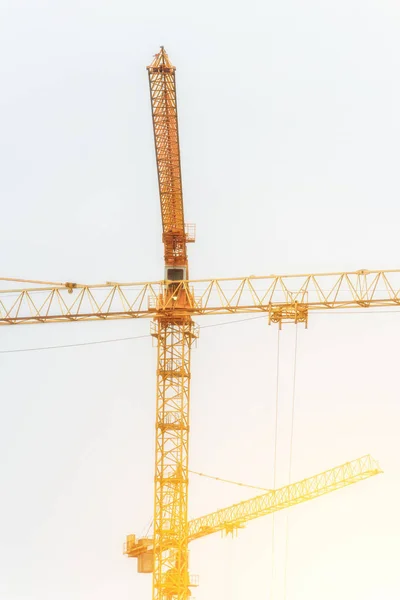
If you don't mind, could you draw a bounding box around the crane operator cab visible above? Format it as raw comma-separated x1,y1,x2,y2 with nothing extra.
164,266,189,306
165,266,186,283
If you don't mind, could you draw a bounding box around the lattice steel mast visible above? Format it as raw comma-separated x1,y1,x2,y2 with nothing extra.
147,47,196,600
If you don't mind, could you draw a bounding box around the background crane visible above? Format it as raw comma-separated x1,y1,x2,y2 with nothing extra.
125,454,381,561
0,46,394,600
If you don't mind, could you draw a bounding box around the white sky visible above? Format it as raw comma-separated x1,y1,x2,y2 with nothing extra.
1,1,400,599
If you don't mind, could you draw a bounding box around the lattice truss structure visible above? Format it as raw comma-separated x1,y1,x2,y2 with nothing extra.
152,319,198,600
147,48,187,266
1,269,400,326
125,454,381,550
187,454,381,540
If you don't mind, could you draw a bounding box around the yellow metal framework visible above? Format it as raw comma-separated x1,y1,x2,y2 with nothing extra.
1,268,400,325
152,317,197,600
187,454,381,540
125,454,381,556
2,48,390,600
148,47,196,600
147,47,190,267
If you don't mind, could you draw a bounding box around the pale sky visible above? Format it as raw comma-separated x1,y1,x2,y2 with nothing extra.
1,1,400,599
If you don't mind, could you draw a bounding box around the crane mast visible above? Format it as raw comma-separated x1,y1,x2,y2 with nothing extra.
148,47,195,600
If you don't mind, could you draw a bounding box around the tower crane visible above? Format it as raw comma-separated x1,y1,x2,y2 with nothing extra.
125,454,381,568
2,47,396,599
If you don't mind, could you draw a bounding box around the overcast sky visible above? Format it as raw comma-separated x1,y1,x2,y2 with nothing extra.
1,2,400,599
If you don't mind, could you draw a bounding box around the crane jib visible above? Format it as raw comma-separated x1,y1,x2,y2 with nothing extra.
147,47,190,276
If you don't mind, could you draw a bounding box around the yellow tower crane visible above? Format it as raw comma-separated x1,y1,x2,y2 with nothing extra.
147,47,196,599
1,47,397,599
125,454,381,565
